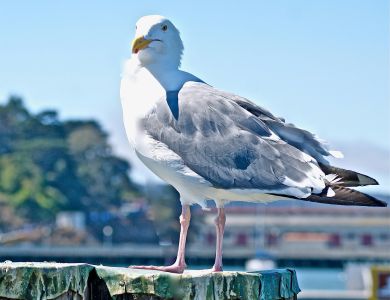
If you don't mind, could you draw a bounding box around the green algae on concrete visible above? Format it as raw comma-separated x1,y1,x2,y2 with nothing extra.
0,262,300,300
0,262,93,300
256,269,300,300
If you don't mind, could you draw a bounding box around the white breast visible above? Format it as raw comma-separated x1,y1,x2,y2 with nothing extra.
120,59,165,149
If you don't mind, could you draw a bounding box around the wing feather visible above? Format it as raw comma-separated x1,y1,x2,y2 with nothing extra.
232,97,340,163
142,82,326,197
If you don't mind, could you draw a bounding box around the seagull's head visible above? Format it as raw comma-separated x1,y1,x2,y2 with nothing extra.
131,15,183,69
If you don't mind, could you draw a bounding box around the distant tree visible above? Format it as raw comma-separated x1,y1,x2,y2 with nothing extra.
66,121,138,209
0,96,140,223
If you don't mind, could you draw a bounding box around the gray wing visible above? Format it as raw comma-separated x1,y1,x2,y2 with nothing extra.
226,94,341,163
142,82,325,195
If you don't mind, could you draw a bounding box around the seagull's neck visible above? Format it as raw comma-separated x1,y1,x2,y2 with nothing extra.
126,57,201,91
145,63,182,91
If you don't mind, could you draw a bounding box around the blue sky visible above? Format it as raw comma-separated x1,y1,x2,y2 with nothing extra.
1,0,389,192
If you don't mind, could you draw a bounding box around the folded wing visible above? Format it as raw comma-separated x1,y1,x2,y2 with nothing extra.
142,82,327,198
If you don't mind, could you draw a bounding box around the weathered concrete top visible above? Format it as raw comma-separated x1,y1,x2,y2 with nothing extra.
0,261,300,300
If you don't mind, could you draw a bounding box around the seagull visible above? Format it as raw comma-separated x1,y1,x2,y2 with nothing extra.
120,15,386,273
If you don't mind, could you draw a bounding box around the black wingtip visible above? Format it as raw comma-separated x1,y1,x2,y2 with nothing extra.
319,163,380,187
367,176,379,186
306,185,387,207
374,196,388,207
356,173,379,186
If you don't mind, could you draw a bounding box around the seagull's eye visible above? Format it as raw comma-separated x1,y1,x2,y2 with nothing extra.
162,24,168,31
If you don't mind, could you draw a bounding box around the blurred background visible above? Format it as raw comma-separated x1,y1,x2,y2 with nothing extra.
0,1,389,299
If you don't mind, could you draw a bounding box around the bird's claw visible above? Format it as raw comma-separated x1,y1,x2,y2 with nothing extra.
130,263,186,274
210,265,223,272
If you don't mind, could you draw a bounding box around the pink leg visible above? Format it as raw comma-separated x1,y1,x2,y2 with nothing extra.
211,207,226,272
130,205,190,273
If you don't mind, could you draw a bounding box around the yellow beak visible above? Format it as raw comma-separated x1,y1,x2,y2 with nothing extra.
131,36,152,54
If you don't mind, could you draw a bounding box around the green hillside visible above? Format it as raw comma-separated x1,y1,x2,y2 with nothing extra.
0,96,139,225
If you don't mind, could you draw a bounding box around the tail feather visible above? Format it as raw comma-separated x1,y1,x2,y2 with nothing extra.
304,185,387,207
319,163,378,187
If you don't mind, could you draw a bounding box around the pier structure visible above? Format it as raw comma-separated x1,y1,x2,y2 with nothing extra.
0,262,300,300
